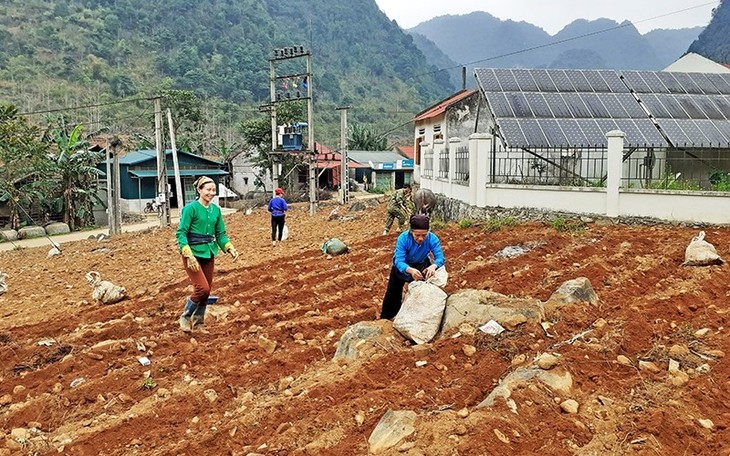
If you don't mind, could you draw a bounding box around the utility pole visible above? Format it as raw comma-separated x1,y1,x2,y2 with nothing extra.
110,137,122,235
154,97,169,226
167,108,184,212
336,105,351,204
266,46,315,213
105,143,115,235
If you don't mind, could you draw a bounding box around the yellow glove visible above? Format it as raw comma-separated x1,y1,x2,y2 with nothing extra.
181,245,200,272
224,242,239,262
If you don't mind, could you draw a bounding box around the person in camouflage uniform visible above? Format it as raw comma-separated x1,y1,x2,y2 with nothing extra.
383,184,412,235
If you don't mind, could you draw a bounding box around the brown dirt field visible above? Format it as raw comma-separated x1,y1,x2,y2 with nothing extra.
1,198,729,455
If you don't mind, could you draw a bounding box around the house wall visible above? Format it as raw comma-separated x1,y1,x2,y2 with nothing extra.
231,155,271,196
418,132,730,225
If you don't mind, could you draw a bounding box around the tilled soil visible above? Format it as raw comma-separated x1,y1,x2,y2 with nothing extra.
0,198,729,455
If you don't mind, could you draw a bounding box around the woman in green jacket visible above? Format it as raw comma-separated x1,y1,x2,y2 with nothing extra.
176,176,239,332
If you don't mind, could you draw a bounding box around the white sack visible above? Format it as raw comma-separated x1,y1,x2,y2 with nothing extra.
393,281,447,345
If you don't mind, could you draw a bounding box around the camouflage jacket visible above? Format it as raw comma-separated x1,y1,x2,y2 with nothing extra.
388,189,411,213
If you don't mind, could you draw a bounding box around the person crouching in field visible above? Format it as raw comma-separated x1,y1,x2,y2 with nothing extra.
380,214,445,320
176,176,239,332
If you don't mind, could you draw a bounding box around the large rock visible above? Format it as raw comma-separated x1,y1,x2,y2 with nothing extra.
333,322,383,361
368,410,417,454
0,230,18,242
543,277,598,318
17,226,45,239
442,289,543,335
45,222,71,235
477,367,573,412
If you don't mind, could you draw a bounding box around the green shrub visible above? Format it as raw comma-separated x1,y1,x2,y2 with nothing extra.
430,218,446,230
550,216,585,233
484,216,519,232
458,219,472,229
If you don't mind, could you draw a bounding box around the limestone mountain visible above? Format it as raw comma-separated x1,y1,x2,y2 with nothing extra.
688,0,730,64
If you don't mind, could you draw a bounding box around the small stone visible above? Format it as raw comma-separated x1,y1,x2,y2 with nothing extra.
511,354,526,366
12,385,26,396
10,428,30,440
462,345,477,357
592,318,607,329
415,360,428,367
52,383,63,394
694,328,711,338
560,399,579,414
27,422,41,430
412,344,432,357
617,355,632,366
668,359,681,373
537,353,560,370
597,396,613,406
668,370,689,386
638,360,661,373
278,376,294,391
669,345,689,358
704,350,725,358
85,352,104,361
457,408,470,418
458,324,476,336
493,428,510,444
203,389,218,403
191,416,199,424
0,395,11,406
355,412,365,426
698,419,714,430
156,388,170,398
398,441,416,452
258,335,277,354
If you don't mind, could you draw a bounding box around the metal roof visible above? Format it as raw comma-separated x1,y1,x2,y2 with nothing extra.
111,149,224,166
129,169,228,178
413,89,478,122
347,150,412,165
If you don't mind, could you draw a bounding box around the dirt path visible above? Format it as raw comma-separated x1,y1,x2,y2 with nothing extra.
0,199,729,455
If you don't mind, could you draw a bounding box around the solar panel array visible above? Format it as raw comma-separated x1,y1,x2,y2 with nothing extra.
475,68,730,149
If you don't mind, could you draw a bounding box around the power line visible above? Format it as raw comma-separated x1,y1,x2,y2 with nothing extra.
426,1,717,76
17,96,156,116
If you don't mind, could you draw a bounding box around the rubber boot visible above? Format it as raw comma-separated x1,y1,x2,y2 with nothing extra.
179,298,196,332
191,304,207,332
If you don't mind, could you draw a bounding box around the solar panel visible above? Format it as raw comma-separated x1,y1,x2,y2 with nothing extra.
638,94,671,118
676,95,708,119
598,94,629,118
598,70,629,93
505,92,533,117
475,69,502,92
494,68,521,91
564,70,593,92
549,70,575,92
656,72,686,94
674,119,711,146
581,93,610,118
712,120,730,145
558,119,589,145
536,119,569,147
524,93,553,118
595,119,620,141
636,72,671,94
497,119,528,148
632,119,668,147
687,73,721,95
671,73,703,95
520,119,549,147
613,119,650,146
694,96,726,120
713,96,730,119
512,69,539,92
707,74,730,95
542,93,573,118
532,69,559,92
562,93,592,118
693,120,728,145
576,119,606,145
656,94,690,119
583,71,611,93
656,119,691,147
621,71,652,93
616,93,646,118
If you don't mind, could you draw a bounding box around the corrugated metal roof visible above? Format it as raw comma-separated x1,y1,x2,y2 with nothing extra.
413,89,478,122
112,149,224,166
129,169,228,178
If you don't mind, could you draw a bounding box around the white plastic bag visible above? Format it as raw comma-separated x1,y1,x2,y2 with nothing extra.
281,224,289,241
393,281,447,345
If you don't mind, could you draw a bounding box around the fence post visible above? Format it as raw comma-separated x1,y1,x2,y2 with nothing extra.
448,137,460,197
606,130,625,218
469,133,491,207
433,139,444,194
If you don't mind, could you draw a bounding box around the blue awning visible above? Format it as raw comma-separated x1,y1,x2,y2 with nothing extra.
128,169,229,178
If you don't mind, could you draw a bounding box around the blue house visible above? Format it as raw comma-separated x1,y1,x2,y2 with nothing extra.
98,149,228,212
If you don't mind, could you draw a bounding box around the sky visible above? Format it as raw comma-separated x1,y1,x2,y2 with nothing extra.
373,0,719,34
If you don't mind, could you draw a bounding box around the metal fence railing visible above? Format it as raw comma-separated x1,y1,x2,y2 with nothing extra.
438,150,449,179
422,148,433,179
623,148,730,190
454,146,469,184
491,146,608,187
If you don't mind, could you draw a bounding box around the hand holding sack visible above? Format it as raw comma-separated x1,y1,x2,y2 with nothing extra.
181,245,200,272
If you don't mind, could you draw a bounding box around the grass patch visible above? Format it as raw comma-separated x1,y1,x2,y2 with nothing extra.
484,216,519,232
550,216,586,233
430,218,447,230
458,219,472,229
141,377,157,390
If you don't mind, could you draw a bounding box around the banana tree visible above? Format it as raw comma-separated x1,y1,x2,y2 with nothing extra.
45,119,105,230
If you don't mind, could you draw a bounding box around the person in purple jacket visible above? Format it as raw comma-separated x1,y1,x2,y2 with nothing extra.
380,214,446,320
268,187,289,246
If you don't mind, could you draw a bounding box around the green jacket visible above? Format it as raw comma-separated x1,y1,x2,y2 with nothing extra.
176,200,231,258
388,188,410,213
